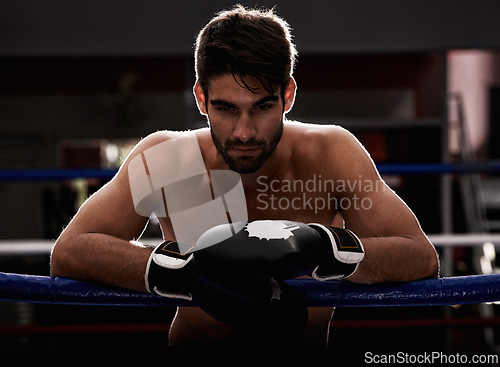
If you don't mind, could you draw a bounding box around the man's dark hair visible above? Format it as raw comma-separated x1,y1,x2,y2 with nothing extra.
195,4,297,95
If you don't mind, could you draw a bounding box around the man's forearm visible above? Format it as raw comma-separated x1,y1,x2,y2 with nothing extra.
346,236,439,285
51,232,153,292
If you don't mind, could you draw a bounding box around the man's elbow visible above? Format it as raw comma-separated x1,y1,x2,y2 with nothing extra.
50,236,73,278
422,241,440,280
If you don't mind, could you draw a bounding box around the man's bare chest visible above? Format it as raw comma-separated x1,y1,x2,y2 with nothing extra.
157,174,338,241
244,176,337,224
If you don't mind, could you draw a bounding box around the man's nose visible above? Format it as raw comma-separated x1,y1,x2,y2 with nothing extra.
233,113,257,143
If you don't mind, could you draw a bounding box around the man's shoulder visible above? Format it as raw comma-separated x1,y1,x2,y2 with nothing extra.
286,120,354,139
118,128,210,175
285,121,357,153
285,121,371,179
133,128,209,153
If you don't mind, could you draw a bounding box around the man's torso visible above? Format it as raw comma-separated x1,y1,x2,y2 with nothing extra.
154,122,344,346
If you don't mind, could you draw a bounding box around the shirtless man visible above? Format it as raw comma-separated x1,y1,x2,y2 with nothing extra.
50,6,439,349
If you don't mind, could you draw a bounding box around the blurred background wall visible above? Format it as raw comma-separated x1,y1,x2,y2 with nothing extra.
2,0,500,239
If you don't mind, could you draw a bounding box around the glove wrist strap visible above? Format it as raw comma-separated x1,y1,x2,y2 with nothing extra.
145,241,194,300
308,224,365,280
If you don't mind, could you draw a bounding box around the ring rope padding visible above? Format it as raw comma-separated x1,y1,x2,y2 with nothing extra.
1,272,499,308
1,162,500,181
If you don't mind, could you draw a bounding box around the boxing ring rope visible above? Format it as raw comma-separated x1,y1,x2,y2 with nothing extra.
1,271,500,308
1,161,500,181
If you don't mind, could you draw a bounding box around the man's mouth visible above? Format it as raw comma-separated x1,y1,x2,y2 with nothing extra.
231,146,261,156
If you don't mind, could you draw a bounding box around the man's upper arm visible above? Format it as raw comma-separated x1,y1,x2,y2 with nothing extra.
61,133,169,241
330,128,425,240
66,168,147,241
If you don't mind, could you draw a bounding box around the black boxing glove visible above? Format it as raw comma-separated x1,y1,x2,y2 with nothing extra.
226,277,308,349
190,221,315,329
145,241,194,300
144,239,304,333
190,219,364,332
193,220,365,289
192,273,308,341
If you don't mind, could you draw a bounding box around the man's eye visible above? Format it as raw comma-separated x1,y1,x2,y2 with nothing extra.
255,104,272,112
217,106,234,112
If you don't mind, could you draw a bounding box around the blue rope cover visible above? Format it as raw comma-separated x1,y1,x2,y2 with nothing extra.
1,272,499,308
1,162,500,181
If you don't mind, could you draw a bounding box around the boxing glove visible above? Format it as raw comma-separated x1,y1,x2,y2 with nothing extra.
193,220,365,291
189,220,364,329
192,220,316,295
145,241,194,301
192,272,308,336
144,239,302,332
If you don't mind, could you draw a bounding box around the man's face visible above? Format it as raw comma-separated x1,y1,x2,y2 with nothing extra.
196,74,292,174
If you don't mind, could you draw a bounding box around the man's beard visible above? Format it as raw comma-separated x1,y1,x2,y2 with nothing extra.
210,121,284,174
